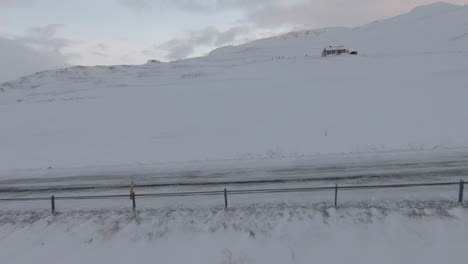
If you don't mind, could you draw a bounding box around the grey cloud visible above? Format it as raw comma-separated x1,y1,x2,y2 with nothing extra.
0,24,75,82
243,1,364,29
0,0,18,4
0,37,68,82
215,26,250,45
169,0,275,12
95,43,109,50
91,51,109,57
116,0,151,11
21,24,73,52
141,49,156,56
158,27,218,59
157,26,250,60
25,24,63,39
83,43,111,59
0,0,34,6
243,0,468,29
118,0,278,12
117,0,468,14
161,44,193,60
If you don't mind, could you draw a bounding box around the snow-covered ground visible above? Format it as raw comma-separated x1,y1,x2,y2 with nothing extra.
1,3,468,263
1,2,468,173
1,202,467,264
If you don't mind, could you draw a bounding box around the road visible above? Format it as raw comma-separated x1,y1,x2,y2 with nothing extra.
1,148,468,196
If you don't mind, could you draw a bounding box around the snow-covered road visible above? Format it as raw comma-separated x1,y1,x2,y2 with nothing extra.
2,148,468,192
1,148,467,211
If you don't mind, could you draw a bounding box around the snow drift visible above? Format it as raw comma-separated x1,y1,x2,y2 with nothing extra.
1,202,467,264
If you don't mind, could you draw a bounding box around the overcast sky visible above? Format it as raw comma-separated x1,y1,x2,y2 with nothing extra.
1,0,468,82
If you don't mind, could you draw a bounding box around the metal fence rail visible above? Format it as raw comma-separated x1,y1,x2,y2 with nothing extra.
0,180,465,213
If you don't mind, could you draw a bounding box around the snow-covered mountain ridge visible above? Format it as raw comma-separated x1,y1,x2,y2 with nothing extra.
209,2,468,58
1,2,468,171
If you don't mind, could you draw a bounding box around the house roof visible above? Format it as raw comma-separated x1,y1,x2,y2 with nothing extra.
324,46,348,51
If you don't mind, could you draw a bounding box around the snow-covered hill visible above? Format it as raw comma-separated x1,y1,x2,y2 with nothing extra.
1,2,468,172
209,2,468,58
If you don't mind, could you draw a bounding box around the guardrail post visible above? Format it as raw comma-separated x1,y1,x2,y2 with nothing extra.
224,188,228,209
131,192,136,211
334,184,338,207
459,180,464,204
51,195,55,213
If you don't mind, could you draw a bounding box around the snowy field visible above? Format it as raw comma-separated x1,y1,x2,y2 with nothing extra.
1,202,467,264
1,3,468,173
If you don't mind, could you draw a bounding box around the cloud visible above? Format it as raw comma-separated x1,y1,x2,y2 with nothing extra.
88,43,110,58
116,0,151,11
95,43,109,50
21,24,73,52
215,26,250,45
117,0,277,12
0,37,68,83
242,1,374,29
0,24,73,82
245,0,468,29
156,26,251,60
0,0,17,4
120,0,468,30
248,2,317,29
157,27,218,59
0,0,34,6
90,51,109,57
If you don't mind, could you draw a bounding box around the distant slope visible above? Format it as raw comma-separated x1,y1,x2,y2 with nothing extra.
209,2,468,59
1,3,468,171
